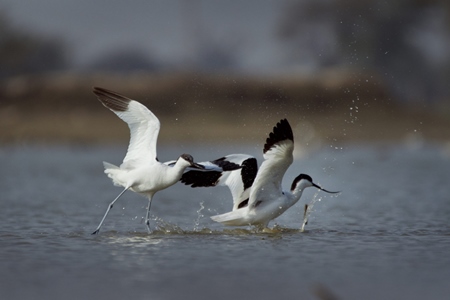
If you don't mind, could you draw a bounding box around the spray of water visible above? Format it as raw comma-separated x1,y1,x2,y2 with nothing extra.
301,192,322,232
194,201,205,231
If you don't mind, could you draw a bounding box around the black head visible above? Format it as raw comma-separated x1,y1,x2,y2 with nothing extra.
291,174,313,191
291,173,340,194
180,153,194,163
180,154,204,169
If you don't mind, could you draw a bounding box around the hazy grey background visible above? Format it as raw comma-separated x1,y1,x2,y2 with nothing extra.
2,0,450,106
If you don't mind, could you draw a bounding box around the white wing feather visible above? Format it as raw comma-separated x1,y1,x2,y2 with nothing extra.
180,154,257,210
93,87,161,168
218,154,255,210
247,139,293,208
117,100,160,167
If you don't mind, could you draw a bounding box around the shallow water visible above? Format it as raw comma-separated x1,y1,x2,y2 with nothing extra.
1,143,450,300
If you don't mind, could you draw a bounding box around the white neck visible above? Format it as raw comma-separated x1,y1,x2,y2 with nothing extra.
287,180,312,206
168,159,190,180
284,188,305,208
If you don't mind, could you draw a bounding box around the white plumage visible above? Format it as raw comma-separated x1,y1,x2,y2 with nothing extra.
181,154,257,210
181,119,339,228
91,87,236,234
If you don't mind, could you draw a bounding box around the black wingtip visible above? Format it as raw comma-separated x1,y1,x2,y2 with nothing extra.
180,171,222,188
93,87,131,112
263,119,293,154
211,157,242,171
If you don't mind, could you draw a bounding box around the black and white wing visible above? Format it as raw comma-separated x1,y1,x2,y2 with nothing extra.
164,155,241,172
180,154,258,210
93,87,160,168
248,119,294,208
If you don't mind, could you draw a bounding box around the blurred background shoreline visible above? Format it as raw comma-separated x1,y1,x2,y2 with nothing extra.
1,0,449,146
1,71,449,146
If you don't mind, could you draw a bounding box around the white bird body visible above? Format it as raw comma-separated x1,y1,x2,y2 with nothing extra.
103,159,192,195
211,119,298,227
91,87,235,234
181,119,339,228
210,177,312,226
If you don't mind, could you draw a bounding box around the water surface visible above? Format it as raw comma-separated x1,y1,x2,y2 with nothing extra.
1,143,450,300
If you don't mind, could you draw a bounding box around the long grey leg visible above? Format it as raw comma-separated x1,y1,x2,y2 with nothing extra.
144,196,153,233
92,187,129,234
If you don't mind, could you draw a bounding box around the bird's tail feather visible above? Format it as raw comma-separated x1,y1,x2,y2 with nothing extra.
103,161,119,170
103,161,122,186
210,210,248,226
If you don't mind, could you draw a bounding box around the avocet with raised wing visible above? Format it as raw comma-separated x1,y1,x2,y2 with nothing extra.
91,87,239,234
181,119,339,227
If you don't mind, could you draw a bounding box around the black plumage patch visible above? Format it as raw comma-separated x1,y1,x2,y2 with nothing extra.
241,158,258,190
211,157,241,171
237,198,249,209
181,171,222,188
290,174,313,191
180,153,194,163
263,119,293,154
93,87,131,112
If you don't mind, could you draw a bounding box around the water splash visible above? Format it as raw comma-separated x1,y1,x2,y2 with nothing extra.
301,192,322,232
194,201,205,231
158,222,301,236
153,217,184,234
106,235,162,247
